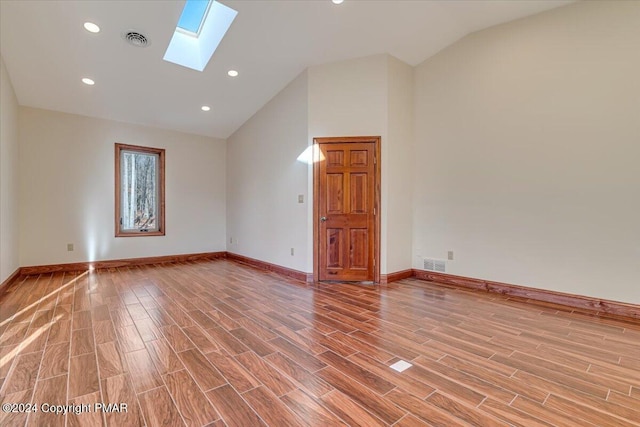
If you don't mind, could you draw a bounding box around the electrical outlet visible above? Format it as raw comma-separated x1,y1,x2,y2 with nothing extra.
298,194,304,203
67,243,74,252
447,251,454,260
290,248,295,256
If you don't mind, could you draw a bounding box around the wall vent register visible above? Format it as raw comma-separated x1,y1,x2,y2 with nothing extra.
423,258,446,273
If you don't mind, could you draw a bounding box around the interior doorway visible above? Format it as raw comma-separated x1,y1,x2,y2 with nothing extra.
313,136,381,283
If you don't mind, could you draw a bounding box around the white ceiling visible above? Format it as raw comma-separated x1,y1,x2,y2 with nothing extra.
0,0,573,139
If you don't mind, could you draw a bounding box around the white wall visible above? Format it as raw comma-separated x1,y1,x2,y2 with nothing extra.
227,55,414,276
226,71,309,272
0,56,20,282
308,54,415,275
413,1,640,303
19,108,226,266
386,56,414,273
308,55,388,141
308,55,389,272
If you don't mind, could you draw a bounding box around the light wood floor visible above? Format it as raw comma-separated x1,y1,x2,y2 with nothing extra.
1,259,639,426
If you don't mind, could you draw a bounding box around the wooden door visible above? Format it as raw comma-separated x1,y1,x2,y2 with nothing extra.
315,137,380,282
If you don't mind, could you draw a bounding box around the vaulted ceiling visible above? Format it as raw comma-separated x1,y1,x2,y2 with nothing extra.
0,0,572,139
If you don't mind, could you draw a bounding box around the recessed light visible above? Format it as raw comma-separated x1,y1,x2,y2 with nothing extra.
82,78,95,85
332,0,344,4
83,22,100,33
227,70,239,77
201,106,211,111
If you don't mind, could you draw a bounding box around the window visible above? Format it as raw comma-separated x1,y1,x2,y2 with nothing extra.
115,143,165,237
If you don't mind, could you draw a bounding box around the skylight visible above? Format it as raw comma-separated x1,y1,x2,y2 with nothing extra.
163,0,238,72
177,0,211,35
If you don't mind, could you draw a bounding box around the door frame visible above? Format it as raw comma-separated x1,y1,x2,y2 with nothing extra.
313,136,381,283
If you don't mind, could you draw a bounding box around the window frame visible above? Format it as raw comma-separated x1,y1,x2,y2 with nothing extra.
115,143,166,237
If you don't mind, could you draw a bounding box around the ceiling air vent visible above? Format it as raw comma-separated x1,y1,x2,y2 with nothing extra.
123,31,150,48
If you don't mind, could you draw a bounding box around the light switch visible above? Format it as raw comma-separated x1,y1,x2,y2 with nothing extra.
298,194,304,203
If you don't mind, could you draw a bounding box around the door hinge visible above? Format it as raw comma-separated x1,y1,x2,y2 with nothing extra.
373,208,376,216
374,154,377,164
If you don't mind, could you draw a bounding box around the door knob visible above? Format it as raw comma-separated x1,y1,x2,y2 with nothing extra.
320,216,327,222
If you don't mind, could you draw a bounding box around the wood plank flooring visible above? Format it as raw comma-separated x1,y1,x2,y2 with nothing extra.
1,259,639,426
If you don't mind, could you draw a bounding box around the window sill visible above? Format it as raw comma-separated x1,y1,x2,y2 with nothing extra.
115,231,165,237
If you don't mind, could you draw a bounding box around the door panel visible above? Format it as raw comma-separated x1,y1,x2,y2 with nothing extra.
317,141,377,282
326,150,345,167
350,150,368,167
327,229,343,269
326,174,344,214
350,173,367,214
349,229,368,270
